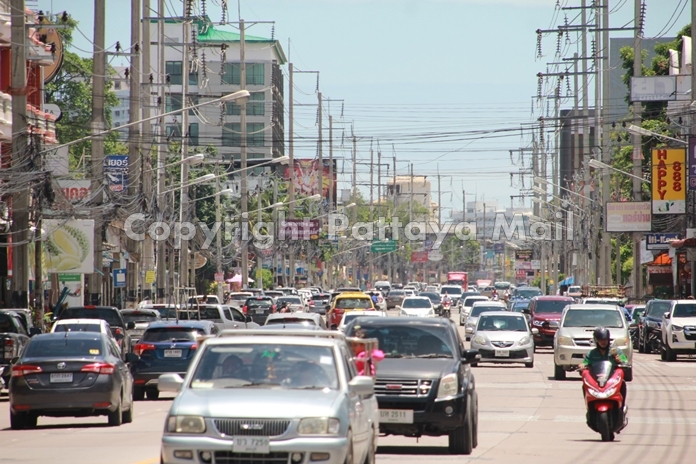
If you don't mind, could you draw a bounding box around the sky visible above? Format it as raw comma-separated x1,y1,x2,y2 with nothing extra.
35,0,691,217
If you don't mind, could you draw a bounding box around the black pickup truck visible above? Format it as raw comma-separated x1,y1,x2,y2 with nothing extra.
0,311,33,390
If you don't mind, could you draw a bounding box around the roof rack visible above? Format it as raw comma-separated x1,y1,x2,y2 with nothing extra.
216,329,346,340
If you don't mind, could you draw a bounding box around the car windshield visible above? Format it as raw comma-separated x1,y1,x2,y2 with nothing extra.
122,312,159,324
267,317,316,326
335,298,372,309
196,306,222,321
464,298,487,308
24,337,104,357
278,297,302,305
568,286,582,293
247,299,273,307
512,302,530,311
59,308,122,327
673,304,696,318
478,315,528,331
145,306,178,319
0,313,16,332
471,306,505,317
388,291,404,297
229,294,252,301
534,300,572,314
342,313,382,324
420,293,441,302
646,301,671,316
53,323,103,333
346,325,454,358
563,309,624,328
402,298,431,309
142,327,202,342
312,294,330,301
190,344,339,390
515,288,542,298
441,287,463,295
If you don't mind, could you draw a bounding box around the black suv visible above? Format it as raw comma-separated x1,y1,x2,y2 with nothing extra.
344,316,480,455
638,299,671,353
55,306,134,359
243,297,276,325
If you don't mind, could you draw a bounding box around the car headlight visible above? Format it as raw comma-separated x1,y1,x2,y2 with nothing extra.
518,336,531,346
646,320,659,328
548,321,559,328
298,417,340,435
166,416,206,433
587,386,617,399
437,373,458,399
472,335,487,345
556,336,574,346
672,325,683,331
532,320,543,327
612,337,629,347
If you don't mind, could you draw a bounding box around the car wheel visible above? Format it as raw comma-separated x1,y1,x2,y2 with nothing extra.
133,386,145,401
660,344,667,361
554,363,566,380
623,367,633,382
448,402,473,455
146,388,160,400
108,395,123,426
10,410,24,430
525,361,534,368
665,344,677,362
471,391,479,449
122,391,134,424
344,430,354,464
23,413,37,429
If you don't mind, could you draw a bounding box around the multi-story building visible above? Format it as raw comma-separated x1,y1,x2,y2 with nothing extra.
110,66,130,140
386,175,436,219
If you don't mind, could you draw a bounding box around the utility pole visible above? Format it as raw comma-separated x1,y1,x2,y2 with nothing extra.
369,147,374,284
632,0,643,298
215,165,223,301
593,0,603,285
352,135,358,286
240,19,249,290
573,51,580,284
272,181,279,287
127,0,142,306
462,189,466,222
142,0,154,301
409,163,414,223
691,0,696,296
256,186,263,287
601,0,612,284
582,0,593,286
317,92,323,288
156,0,167,301
377,151,382,216
287,62,294,287
329,115,334,210
438,170,442,283
88,0,106,305
390,156,397,283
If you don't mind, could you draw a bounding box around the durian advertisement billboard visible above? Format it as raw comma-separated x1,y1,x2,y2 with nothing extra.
44,219,95,274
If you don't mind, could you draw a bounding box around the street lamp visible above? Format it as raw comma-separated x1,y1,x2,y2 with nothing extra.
588,159,650,184
626,124,687,145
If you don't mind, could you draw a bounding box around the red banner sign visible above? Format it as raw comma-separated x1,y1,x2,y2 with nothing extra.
411,251,429,262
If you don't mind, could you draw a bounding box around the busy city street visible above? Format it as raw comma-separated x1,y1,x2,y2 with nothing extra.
2,308,696,464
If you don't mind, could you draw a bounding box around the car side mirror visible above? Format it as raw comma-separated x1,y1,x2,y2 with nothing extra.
245,315,253,323
664,312,671,319
461,348,480,364
531,328,539,335
125,352,139,364
10,356,19,364
29,327,41,337
158,373,184,393
127,321,136,330
521,309,530,315
348,376,374,395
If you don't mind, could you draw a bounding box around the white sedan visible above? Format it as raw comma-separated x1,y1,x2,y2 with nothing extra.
469,312,535,368
338,310,388,332
399,297,437,317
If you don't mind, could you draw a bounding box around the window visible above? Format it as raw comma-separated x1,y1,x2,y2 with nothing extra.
247,123,264,146
221,63,240,85
188,95,200,115
188,66,198,86
166,125,182,139
166,61,182,85
188,123,199,146
226,92,265,116
246,63,264,85
220,62,264,85
222,122,241,147
166,94,182,112
115,110,120,117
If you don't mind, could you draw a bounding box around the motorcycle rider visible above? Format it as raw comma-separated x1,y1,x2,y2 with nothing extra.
578,327,628,407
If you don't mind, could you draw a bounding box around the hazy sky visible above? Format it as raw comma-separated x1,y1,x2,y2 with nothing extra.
37,0,690,216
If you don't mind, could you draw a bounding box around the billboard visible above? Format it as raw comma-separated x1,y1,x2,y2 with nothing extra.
606,202,651,232
278,219,321,240
282,159,337,206
57,179,91,203
515,250,532,261
104,155,129,192
411,251,428,262
630,76,677,102
44,219,95,274
645,233,680,250
652,148,686,214
689,136,696,190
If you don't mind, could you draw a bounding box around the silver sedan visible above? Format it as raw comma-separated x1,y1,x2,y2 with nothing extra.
469,312,535,368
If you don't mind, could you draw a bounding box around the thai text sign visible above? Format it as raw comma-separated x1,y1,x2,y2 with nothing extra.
652,148,686,214
605,202,651,232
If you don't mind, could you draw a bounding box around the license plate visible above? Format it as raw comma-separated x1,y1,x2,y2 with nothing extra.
50,373,73,383
164,349,182,357
495,349,510,357
255,308,266,314
379,409,414,424
232,436,270,454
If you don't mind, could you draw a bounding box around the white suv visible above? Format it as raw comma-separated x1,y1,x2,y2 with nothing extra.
553,304,633,381
661,300,696,361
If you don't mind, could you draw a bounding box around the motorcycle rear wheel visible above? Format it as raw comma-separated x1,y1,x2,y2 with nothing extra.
598,411,614,442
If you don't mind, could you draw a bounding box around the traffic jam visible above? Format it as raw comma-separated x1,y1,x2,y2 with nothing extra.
2,273,678,462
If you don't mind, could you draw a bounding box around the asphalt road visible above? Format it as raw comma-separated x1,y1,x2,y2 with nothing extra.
2,309,696,464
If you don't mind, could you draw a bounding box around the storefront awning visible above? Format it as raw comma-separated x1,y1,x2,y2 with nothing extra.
670,238,696,248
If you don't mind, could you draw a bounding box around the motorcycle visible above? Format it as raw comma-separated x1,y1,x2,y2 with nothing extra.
581,360,628,442
441,300,451,319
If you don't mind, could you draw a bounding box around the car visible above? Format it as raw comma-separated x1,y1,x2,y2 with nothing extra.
51,318,115,342
131,320,219,401
528,296,575,347
566,285,583,298
226,292,254,306
309,293,332,314
512,286,543,301
276,295,306,312
242,288,265,297
638,299,670,353
553,304,633,381
157,329,379,464
190,304,247,332
469,312,535,368
337,310,388,332
374,281,392,296
343,316,480,455
276,287,299,295
365,290,388,311
660,300,696,361
9,332,135,429
139,304,179,320
0,308,41,336
386,289,406,309
55,306,134,359
420,292,444,314
242,296,277,325
264,290,286,300
403,289,416,297
219,305,260,330
440,285,464,305
265,312,327,329
509,299,531,318
464,301,507,341
459,296,490,324
456,291,482,308
1,311,32,391
425,285,439,293
120,309,161,350
189,295,221,305
327,292,375,329
399,296,437,318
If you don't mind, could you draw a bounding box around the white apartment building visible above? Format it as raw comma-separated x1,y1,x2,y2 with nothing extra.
111,66,130,141
386,175,437,219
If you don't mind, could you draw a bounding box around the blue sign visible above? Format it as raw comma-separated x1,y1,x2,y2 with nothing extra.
104,155,129,192
645,233,680,250
113,268,126,288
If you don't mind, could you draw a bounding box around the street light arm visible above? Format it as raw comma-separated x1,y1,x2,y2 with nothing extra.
626,124,687,145
588,159,649,184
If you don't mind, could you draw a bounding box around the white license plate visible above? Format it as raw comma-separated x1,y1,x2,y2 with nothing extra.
232,436,270,454
494,349,510,357
164,349,182,357
255,308,266,314
379,409,414,424
50,373,73,383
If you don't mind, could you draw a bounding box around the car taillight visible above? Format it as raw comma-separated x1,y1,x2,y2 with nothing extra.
114,328,123,335
81,363,115,374
133,343,156,356
191,344,198,350
271,305,276,311
309,301,315,306
12,365,42,377
242,305,248,314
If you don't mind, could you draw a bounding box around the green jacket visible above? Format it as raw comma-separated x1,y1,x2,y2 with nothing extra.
581,347,628,368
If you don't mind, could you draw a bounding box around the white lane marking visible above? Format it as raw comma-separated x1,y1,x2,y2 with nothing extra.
554,415,696,425
479,382,696,392
477,382,552,389
479,413,539,422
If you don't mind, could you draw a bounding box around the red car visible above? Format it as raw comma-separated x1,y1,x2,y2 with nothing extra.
527,296,575,347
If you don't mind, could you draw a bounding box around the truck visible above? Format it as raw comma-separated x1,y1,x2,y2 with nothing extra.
447,271,469,290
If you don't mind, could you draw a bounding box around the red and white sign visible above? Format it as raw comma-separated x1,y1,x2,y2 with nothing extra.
411,251,429,263
57,179,91,203
214,272,224,282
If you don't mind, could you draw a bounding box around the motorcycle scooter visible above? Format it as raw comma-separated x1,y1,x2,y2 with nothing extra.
441,300,451,319
581,360,628,441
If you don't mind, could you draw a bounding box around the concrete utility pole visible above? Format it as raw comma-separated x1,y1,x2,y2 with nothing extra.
352,135,358,285
141,0,154,301
177,2,192,299
409,163,414,223
573,52,580,284
391,156,397,283
156,0,167,301
215,165,223,301
329,115,334,210
593,0,602,285
377,151,382,216
318,91,323,206
89,0,106,305
631,0,643,298
288,63,295,286
601,0,612,284
10,0,28,308
691,0,696,296
369,148,374,283
127,0,142,305
239,19,249,290
581,0,592,285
